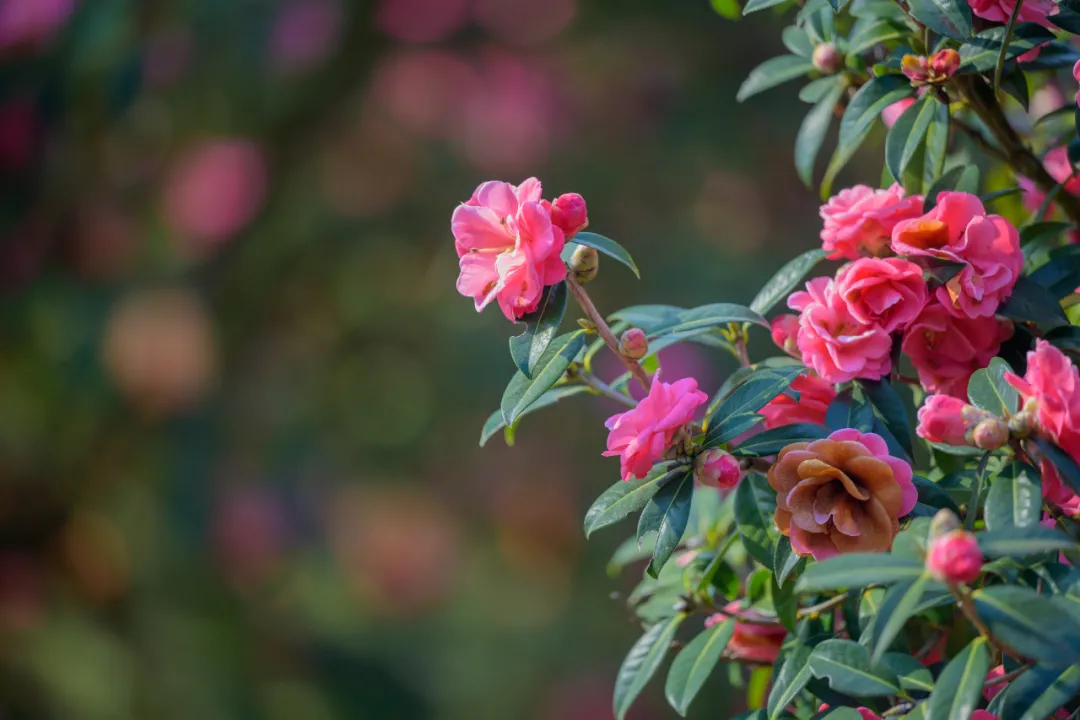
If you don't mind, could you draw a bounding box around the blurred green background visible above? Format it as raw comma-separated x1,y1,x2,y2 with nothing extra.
0,0,832,717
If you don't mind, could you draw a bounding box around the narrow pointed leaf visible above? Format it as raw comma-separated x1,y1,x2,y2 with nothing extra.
480,384,588,446
750,248,828,315
734,472,779,570
500,331,586,426
614,614,687,720
640,472,695,578
796,554,926,592
796,79,846,186
665,618,736,716
767,643,813,720
584,466,683,537
738,56,815,102
509,281,568,377
869,573,931,663
569,232,640,278
972,585,1080,665
925,638,989,720
807,639,901,696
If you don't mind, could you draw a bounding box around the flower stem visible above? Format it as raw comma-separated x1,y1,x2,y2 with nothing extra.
993,0,1024,100
566,275,652,391
950,584,996,649
577,369,637,409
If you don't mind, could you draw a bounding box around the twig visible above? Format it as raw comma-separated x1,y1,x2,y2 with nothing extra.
734,336,751,368
712,593,850,626
577,369,637,409
950,584,997,650
994,0,1025,100
566,275,652,391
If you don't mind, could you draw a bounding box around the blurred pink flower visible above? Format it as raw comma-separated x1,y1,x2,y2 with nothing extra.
472,0,577,46
968,0,1056,27
214,484,289,588
163,139,267,250
374,0,467,43
369,50,478,139
770,313,801,357
270,0,342,75
1020,146,1080,215
0,0,77,51
0,96,37,170
143,28,191,88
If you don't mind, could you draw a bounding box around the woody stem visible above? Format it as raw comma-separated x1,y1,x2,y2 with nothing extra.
577,369,637,408
567,275,652,392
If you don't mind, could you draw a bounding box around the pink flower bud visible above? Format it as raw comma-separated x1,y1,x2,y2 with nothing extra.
902,54,929,84
550,193,588,240
695,449,743,490
916,394,975,446
812,43,843,75
926,529,982,585
770,314,801,358
972,417,1009,450
929,49,960,79
929,508,961,541
619,328,648,360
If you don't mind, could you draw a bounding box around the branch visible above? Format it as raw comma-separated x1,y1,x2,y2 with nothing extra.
566,275,652,391
577,369,637,408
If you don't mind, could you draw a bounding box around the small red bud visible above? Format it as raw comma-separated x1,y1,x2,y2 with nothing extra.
926,529,982,585
695,449,744,490
812,43,843,75
770,314,801,359
972,418,1009,450
619,328,648,360
901,54,930,84
551,193,588,240
929,49,960,79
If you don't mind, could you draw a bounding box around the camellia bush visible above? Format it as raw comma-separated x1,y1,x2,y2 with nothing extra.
452,0,1080,718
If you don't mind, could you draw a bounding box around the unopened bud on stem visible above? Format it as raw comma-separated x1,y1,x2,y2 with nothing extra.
570,245,599,284
929,508,961,541
812,43,843,74
619,328,648,360
926,528,983,585
972,417,1009,450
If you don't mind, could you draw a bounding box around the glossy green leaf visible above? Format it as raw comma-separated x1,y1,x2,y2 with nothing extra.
738,55,815,102
826,387,874,433
978,525,1076,558
984,462,1042,531
584,465,683,537
767,643,813,720
773,535,805,588
998,276,1069,328
569,232,640,278
783,25,814,57
869,573,931,663
640,471,695,578
922,97,949,193
706,365,805,445
500,331,585,427
480,384,588,446
860,378,913,458
925,637,989,720
743,0,791,13
796,554,926,592
912,476,961,515
839,74,912,150
998,664,1080,720
972,585,1080,665
509,281,568,378
1033,437,1080,497
885,94,939,183
967,357,1019,417
614,614,686,720
959,23,1056,70
926,165,980,210
608,304,684,332
750,248,828,315
731,422,830,457
907,0,971,39
796,79,846,187
847,19,909,55
650,303,768,338
734,472,779,570
807,639,901,696
878,652,934,693
664,618,735,716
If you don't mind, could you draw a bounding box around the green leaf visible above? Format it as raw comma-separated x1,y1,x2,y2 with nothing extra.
750,248,828,315
925,637,989,720
967,357,1020,417
839,74,912,150
807,639,901,697
796,79,846,187
922,98,949,193
509,281,568,378
614,614,686,720
1021,220,1072,247
959,23,1056,70
1033,437,1080,497
907,0,971,39
731,423,831,457
869,573,931,663
860,378,913,459
998,664,1080,720
640,472,695,578
743,0,791,13
984,462,1042,531
737,55,815,102
608,304,684,332
773,535,806,588
480,384,588,447
972,585,1080,665
650,303,769,338
847,19,910,56
978,525,1077,558
878,652,935,693
500,331,585,427
783,25,814,57
796,554,927,592
998,276,1069,328
767,643,813,720
826,387,874,433
734,472,779,570
706,365,806,445
710,0,743,19
885,94,939,183
584,466,683,537
912,476,961,515
569,232,640,278
926,165,980,210
664,618,735,716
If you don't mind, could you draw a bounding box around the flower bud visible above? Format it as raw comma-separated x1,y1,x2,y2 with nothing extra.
1008,411,1036,439
551,193,588,240
926,529,983,585
901,54,930,84
972,417,1009,450
619,328,648,360
770,314,801,358
695,449,744,490
916,395,974,446
812,43,843,75
570,245,598,284
929,49,960,79
929,507,962,541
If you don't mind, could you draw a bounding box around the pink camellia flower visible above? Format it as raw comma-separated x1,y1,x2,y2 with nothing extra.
820,184,924,261
1020,147,1080,216
704,602,787,664
769,428,917,560
545,192,588,240
695,448,743,490
882,97,917,129
891,191,1022,319
451,177,567,321
917,395,979,446
789,277,893,384
1006,340,1080,515
971,713,997,720
968,0,1056,27
770,313,801,358
760,373,836,429
602,374,707,481
833,257,928,333
902,300,1012,397
926,529,983,584
0,0,77,51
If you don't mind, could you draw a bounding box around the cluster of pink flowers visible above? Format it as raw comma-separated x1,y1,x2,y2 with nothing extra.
704,602,787,664
780,188,1020,396
452,177,587,321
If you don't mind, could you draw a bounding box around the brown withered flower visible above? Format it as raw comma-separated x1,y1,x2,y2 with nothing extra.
766,428,917,560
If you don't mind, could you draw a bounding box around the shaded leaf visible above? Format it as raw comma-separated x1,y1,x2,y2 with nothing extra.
972,585,1080,665
839,74,912,149
797,554,926,592
796,79,846,187
665,618,735,716
984,462,1042,531
907,0,971,39
978,525,1077,558
767,643,813,720
569,232,640,278
735,472,780,570
885,93,938,183
500,331,586,427
509,281,568,378
738,55,815,102
860,378,913,458
614,614,686,720
751,248,828,315
959,23,1054,69
925,637,989,720
640,472,695,578
967,357,1019,417
584,466,683,537
807,639,901,697
868,574,931,663
998,276,1069,328
706,366,806,445
731,422,831,457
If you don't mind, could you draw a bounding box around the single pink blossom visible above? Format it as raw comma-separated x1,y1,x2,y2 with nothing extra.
547,192,588,240
695,449,743,490
892,191,1022,319
451,177,567,321
760,373,836,430
789,276,893,384
968,0,1056,27
704,602,787,664
917,395,976,446
901,300,1012,397
820,184,924,261
834,257,928,333
770,313,801,358
603,375,707,481
926,529,983,584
